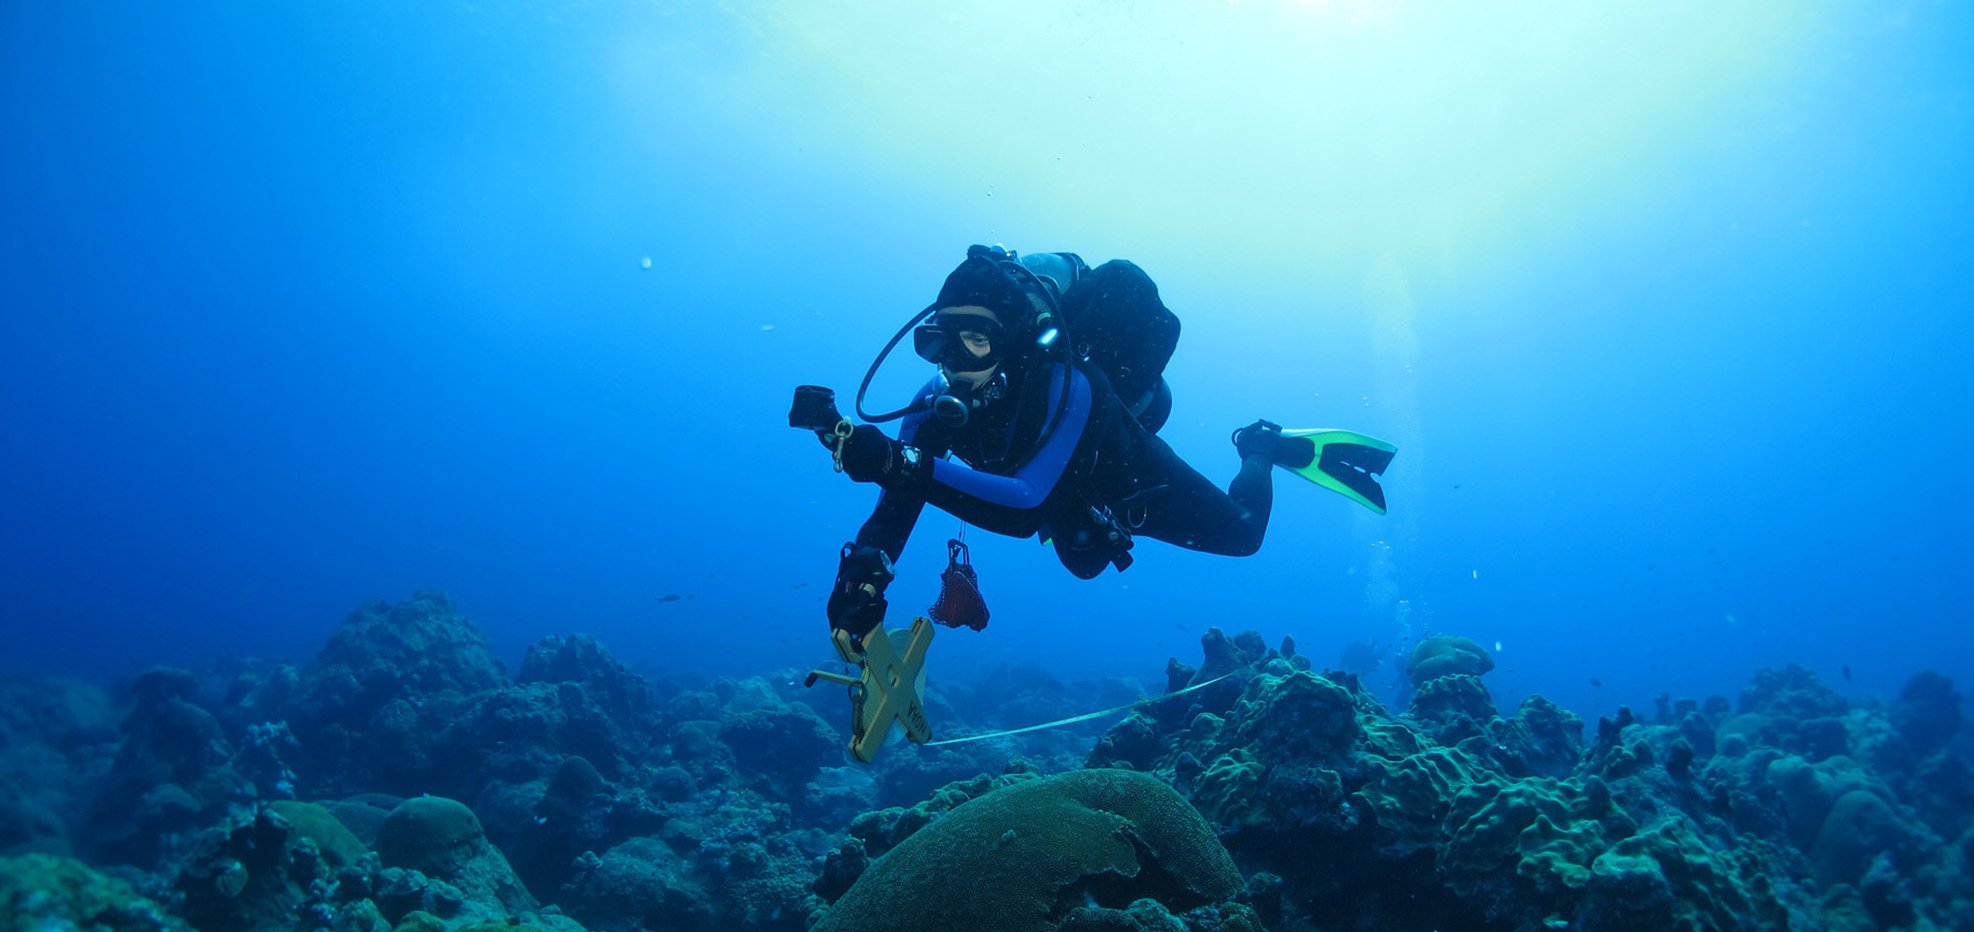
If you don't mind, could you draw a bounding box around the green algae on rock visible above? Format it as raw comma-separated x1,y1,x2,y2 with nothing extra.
0,852,190,931
268,800,369,869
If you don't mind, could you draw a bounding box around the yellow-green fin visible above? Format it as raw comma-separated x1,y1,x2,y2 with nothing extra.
1279,428,1397,515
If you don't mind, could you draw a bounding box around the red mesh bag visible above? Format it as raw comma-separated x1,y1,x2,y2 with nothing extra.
928,537,989,631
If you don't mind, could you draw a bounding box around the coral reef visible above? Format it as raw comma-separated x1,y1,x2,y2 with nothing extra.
376,796,537,915
0,852,189,930
86,667,258,867
4,591,1969,931
0,675,116,858
1405,634,1495,687
813,769,1241,932
281,591,509,798
1078,628,1974,930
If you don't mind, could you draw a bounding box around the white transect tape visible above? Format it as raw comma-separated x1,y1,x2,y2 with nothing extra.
919,672,1237,749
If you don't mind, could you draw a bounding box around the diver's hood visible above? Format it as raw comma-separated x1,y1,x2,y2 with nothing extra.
934,254,1034,326
856,245,1064,425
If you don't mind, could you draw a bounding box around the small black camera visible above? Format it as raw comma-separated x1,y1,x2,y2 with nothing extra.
788,385,844,432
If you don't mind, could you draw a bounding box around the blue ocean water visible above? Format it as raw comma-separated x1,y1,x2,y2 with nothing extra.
3,0,1970,732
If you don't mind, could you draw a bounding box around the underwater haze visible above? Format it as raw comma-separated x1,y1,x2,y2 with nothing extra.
4,4,1974,927
6,0,1969,718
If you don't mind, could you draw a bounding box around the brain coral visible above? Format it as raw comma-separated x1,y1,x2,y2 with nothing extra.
815,769,1239,932
1405,636,1495,687
377,796,537,915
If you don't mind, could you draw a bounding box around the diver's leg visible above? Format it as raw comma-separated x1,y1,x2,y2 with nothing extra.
1128,437,1274,557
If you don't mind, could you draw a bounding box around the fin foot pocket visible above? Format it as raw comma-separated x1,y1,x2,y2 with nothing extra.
1232,419,1316,468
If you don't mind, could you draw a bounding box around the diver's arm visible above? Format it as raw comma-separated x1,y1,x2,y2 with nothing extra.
824,390,944,639
925,364,1092,510
825,369,1092,536
851,488,925,563
852,400,942,559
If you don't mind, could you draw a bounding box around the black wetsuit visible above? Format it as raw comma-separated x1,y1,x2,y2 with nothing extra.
848,358,1277,579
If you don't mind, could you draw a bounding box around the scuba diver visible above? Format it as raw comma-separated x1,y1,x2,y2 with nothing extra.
793,245,1396,650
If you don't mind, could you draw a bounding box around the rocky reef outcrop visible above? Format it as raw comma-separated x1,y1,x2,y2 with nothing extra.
3,590,1969,931
1062,630,1974,930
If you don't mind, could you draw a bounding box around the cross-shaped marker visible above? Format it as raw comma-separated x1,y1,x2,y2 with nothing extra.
806,617,935,763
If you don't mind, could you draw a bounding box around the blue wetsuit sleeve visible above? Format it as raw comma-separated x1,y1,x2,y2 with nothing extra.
926,366,1091,510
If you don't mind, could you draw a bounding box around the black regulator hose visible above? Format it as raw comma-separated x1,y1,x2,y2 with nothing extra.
855,303,939,424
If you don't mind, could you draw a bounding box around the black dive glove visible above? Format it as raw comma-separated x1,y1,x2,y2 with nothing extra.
826,544,895,641
836,425,930,488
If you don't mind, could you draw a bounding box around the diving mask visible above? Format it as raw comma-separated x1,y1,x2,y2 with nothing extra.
912,312,1005,374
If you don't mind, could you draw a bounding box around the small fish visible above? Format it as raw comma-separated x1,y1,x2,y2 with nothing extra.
1590,678,1603,688
658,593,682,603
1842,665,1852,683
